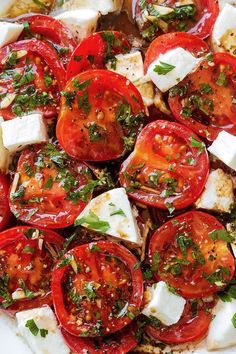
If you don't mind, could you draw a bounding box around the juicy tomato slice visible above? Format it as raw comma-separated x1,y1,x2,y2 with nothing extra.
52,241,143,337
56,69,145,161
146,300,213,344
0,226,64,313
0,39,66,120
119,120,209,211
0,174,10,232
148,211,235,298
144,32,209,73
66,31,131,80
135,0,218,41
168,53,236,140
9,143,92,229
18,14,77,67
61,322,138,354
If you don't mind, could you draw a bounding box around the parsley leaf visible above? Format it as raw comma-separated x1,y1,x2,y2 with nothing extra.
75,211,110,233
153,61,175,75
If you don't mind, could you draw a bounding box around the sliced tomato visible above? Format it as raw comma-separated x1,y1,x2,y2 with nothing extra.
148,211,235,298
56,70,145,161
146,300,213,344
66,31,131,80
0,226,64,313
168,53,236,140
135,0,218,41
119,120,209,211
52,241,143,337
0,39,66,120
18,14,77,67
9,143,92,229
0,174,10,231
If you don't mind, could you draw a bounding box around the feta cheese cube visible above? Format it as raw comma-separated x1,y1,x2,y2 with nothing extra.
60,0,123,15
207,299,236,350
208,131,236,171
0,117,10,173
134,76,155,107
1,113,48,153
55,9,99,42
147,47,200,92
195,169,234,213
75,187,142,245
218,0,236,10
16,306,70,354
0,0,15,17
142,281,186,326
0,22,23,48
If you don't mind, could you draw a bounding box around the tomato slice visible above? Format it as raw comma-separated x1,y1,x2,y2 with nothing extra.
148,211,235,299
0,174,10,232
119,120,209,211
135,0,218,41
0,39,66,120
18,14,77,67
9,143,92,229
56,69,145,161
66,31,131,80
146,300,213,344
168,53,236,140
52,241,143,337
0,226,64,313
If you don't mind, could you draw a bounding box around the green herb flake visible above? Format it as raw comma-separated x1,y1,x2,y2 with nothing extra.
153,61,175,75
75,211,110,233
110,208,126,217
190,136,205,155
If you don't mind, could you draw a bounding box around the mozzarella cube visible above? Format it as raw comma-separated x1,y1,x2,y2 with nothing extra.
60,0,123,15
0,117,10,173
55,9,99,42
0,22,23,48
106,51,144,83
207,299,236,350
142,282,186,326
147,47,200,92
134,76,155,107
208,131,236,171
195,169,234,213
1,113,48,152
75,187,142,245
0,0,15,17
218,0,236,10
16,306,70,354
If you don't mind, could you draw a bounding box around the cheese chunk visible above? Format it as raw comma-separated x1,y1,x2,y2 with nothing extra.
207,299,236,350
60,0,123,15
218,0,236,10
147,47,200,92
0,117,10,173
208,131,236,171
212,4,236,55
0,22,23,48
142,282,186,326
195,169,234,213
1,113,48,152
134,76,155,107
75,187,142,245
0,0,15,17
16,306,70,354
55,9,99,42
106,51,144,83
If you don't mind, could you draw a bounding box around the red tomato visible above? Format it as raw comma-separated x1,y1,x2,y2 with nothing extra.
9,143,92,229
0,39,66,120
18,14,77,67
0,174,10,232
119,121,209,211
144,32,209,73
52,241,143,337
168,53,236,140
56,70,145,161
66,31,131,80
135,0,218,41
0,226,64,313
148,211,235,298
146,300,213,344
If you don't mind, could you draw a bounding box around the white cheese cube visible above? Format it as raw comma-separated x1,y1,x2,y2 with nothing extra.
75,187,142,245
60,0,123,15
106,51,144,83
0,22,23,48
54,9,99,42
16,306,70,354
207,299,236,350
142,281,186,326
0,117,10,173
1,113,48,153
0,0,15,17
208,131,236,171
195,169,234,213
147,47,200,92
134,76,155,107
218,0,236,10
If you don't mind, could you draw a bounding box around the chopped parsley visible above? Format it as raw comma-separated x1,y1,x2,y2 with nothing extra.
75,211,110,233
25,319,48,337
153,61,175,75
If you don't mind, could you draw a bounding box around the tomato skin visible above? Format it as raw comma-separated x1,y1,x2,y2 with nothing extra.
0,174,11,232
52,241,144,337
148,211,235,299
119,120,209,210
